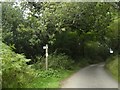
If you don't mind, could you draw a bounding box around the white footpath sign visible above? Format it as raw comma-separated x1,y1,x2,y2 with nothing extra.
110,48,113,54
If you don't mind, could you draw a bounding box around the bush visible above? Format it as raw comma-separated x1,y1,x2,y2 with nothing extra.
105,55,119,82
37,68,61,78
48,53,74,69
1,43,36,88
84,41,109,62
33,53,74,70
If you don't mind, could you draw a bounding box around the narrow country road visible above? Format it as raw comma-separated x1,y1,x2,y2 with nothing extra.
61,63,119,88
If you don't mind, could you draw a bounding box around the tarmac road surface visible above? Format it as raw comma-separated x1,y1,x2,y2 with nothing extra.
61,63,119,88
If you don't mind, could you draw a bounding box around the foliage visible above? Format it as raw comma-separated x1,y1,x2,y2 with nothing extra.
84,41,109,61
53,31,80,59
40,2,116,59
28,69,74,88
1,43,36,88
48,53,74,69
33,53,74,70
106,17,120,54
106,55,119,82
78,58,91,67
1,2,119,88
2,2,23,45
37,68,60,78
2,2,118,61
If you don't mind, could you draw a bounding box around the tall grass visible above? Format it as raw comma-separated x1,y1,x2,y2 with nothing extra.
106,55,119,82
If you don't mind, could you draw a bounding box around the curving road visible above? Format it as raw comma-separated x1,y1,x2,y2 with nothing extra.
61,63,119,88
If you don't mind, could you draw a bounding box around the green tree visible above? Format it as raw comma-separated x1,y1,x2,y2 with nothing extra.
2,2,118,61
2,2,23,45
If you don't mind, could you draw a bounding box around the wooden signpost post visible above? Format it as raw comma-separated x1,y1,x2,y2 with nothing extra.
43,44,48,70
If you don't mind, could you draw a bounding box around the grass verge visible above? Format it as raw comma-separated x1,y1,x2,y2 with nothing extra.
105,55,119,82
27,69,75,88
27,58,90,88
